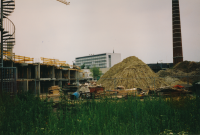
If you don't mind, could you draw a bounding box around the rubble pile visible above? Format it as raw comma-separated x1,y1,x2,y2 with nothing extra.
97,56,168,90
162,76,186,86
157,61,200,84
48,86,61,95
173,61,200,73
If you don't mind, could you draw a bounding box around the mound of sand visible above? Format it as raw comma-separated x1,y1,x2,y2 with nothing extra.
174,61,200,73
97,56,168,90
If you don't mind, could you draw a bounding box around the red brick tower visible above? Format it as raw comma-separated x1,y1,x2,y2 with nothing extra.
172,0,183,66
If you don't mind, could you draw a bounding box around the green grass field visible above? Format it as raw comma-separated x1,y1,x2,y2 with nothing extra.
0,91,200,135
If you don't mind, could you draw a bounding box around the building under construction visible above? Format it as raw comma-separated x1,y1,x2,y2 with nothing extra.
0,0,80,94
3,54,81,94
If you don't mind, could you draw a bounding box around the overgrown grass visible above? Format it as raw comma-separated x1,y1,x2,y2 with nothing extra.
0,92,200,135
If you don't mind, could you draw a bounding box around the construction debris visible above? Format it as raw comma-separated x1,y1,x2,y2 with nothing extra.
97,56,168,90
89,86,104,93
150,87,192,97
79,86,90,93
48,86,61,95
157,61,200,85
173,61,200,73
161,76,189,86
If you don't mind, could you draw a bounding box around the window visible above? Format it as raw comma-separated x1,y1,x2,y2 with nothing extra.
108,55,111,67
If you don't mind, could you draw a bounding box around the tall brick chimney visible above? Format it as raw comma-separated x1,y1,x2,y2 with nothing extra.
172,0,183,66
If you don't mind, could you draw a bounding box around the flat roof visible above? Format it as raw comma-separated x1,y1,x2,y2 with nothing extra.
76,53,106,59
76,53,121,59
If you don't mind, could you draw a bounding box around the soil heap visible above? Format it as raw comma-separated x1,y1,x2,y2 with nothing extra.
174,61,200,73
97,56,168,90
157,61,200,84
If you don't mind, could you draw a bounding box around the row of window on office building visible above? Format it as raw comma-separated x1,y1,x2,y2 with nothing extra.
76,56,107,67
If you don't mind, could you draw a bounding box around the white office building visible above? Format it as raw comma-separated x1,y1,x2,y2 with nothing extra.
75,53,121,68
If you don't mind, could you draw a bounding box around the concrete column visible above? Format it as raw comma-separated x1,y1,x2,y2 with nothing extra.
53,80,55,86
52,66,55,78
38,64,40,79
16,67,18,79
35,66,37,79
35,63,40,79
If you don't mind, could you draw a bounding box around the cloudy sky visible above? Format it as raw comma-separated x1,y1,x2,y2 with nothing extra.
8,0,200,64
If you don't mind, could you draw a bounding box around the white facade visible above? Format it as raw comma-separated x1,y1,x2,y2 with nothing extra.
99,68,110,75
75,53,121,68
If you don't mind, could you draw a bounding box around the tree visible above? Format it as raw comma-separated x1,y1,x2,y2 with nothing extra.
80,63,85,69
87,66,90,69
90,66,102,80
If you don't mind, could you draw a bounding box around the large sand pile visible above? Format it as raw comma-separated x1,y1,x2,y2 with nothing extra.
97,56,168,90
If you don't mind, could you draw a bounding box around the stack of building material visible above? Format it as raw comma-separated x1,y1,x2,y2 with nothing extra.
48,86,61,95
13,55,34,63
40,57,72,68
97,56,168,90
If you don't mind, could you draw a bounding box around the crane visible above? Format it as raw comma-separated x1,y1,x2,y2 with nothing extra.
57,0,70,5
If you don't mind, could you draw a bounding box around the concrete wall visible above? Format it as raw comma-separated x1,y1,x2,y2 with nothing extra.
100,68,110,75
106,53,121,68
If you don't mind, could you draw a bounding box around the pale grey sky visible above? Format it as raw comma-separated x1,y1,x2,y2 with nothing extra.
9,0,200,64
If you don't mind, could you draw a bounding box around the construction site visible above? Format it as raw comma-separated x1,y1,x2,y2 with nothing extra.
3,54,81,94
1,0,200,134
0,0,200,101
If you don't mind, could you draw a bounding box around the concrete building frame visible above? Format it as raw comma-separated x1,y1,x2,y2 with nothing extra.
3,60,80,94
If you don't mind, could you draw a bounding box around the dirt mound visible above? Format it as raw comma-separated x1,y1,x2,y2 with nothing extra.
162,76,190,86
174,61,200,73
97,56,168,90
157,69,186,77
157,68,200,84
